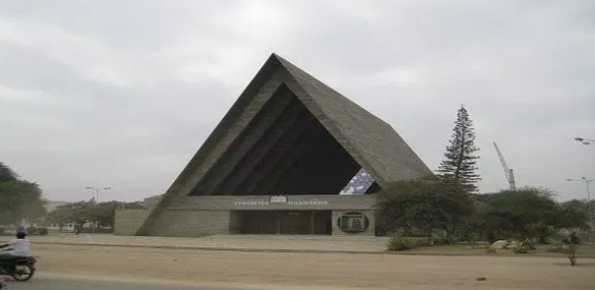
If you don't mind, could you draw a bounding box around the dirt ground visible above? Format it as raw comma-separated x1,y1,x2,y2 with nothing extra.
32,244,594,290
410,243,595,257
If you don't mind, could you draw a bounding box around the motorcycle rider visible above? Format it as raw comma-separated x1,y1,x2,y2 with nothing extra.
0,231,30,264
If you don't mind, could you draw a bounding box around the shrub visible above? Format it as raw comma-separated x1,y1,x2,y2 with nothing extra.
431,235,452,245
37,227,48,236
545,244,565,253
26,226,37,235
513,239,533,254
415,237,435,247
563,232,581,266
567,244,578,266
388,236,419,251
514,245,529,254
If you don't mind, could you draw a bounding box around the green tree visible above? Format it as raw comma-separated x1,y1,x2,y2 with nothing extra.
0,162,19,183
89,201,145,228
459,189,591,243
0,180,47,225
375,179,475,238
47,200,145,229
46,201,94,228
437,106,480,193
555,199,590,230
479,187,583,243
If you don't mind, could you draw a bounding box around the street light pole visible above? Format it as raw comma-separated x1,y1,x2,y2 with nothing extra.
85,186,112,203
571,138,594,231
566,177,594,230
566,177,593,201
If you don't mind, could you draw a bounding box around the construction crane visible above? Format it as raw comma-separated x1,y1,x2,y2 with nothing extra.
493,142,516,191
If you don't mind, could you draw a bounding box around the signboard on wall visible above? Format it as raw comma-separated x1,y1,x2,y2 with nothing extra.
338,212,370,234
269,195,288,204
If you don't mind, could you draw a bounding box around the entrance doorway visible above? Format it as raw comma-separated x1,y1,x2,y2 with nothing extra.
236,210,331,235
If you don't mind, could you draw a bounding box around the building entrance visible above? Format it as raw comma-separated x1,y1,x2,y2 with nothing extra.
236,210,331,235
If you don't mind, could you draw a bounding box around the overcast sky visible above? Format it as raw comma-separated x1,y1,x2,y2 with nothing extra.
1,0,594,202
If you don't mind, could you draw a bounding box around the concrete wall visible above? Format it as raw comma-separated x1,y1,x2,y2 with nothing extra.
114,209,149,236
149,210,231,237
331,210,375,236
140,195,376,237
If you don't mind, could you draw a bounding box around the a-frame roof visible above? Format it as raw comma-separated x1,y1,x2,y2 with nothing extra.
135,53,432,235
275,55,432,184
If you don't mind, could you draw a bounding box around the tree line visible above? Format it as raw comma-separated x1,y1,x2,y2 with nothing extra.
1,161,144,232
46,200,145,230
375,106,593,244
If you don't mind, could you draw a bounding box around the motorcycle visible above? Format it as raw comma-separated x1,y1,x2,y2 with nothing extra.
0,250,37,282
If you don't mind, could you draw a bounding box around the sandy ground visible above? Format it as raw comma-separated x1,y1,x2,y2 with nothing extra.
29,244,594,290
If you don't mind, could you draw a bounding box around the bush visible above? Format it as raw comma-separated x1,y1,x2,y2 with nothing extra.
545,244,565,253
513,239,533,254
26,226,37,235
36,227,48,235
432,235,452,245
388,236,419,251
562,232,581,266
567,244,579,266
514,245,529,254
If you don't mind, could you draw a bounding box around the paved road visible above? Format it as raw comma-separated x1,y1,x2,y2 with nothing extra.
3,275,307,290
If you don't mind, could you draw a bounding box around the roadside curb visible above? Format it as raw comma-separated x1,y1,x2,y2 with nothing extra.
34,241,595,258
389,251,595,258
34,241,382,255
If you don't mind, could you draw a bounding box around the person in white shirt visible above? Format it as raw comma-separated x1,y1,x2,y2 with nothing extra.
0,231,30,262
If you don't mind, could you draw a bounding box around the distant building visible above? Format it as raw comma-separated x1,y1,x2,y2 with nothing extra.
115,53,432,237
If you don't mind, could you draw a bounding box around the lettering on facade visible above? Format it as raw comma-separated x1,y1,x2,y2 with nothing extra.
234,201,270,206
233,200,329,206
288,201,328,206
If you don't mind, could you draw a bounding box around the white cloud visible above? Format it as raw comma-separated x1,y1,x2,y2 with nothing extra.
0,18,160,86
0,0,594,202
0,85,47,102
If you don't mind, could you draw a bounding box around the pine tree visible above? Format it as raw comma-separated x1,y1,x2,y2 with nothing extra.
437,106,480,193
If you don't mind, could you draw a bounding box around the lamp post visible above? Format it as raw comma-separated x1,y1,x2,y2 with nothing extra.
85,186,112,203
566,177,594,230
566,177,593,201
574,137,595,145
